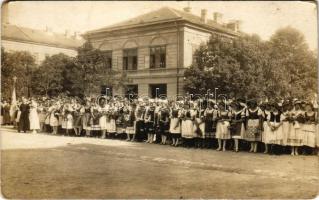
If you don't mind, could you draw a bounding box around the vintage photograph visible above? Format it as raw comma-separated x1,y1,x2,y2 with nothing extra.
1,1,318,199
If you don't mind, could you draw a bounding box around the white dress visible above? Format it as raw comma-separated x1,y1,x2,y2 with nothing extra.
98,106,108,130
29,102,40,130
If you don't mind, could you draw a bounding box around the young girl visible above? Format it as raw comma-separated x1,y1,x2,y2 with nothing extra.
98,98,108,139
169,102,181,146
181,103,195,148
125,103,136,141
107,103,117,138
243,100,262,153
267,103,283,154
230,101,246,152
29,99,40,134
216,102,231,151
144,102,156,143
301,102,317,154
158,103,170,145
73,101,83,136
261,103,272,153
49,104,60,135
203,101,218,148
82,101,92,137
194,102,205,148
288,101,304,155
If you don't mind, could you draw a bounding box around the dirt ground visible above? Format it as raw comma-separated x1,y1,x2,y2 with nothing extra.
1,126,319,199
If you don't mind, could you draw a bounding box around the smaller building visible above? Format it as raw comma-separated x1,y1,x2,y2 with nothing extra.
1,23,83,64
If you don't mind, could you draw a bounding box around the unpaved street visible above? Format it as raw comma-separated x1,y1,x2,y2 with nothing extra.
1,126,318,199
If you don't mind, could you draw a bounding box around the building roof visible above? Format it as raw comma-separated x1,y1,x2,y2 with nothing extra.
85,7,240,36
1,24,84,49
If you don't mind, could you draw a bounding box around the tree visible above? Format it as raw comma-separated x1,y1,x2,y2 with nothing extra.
267,26,317,99
32,53,73,96
184,34,268,99
1,48,36,100
71,42,129,97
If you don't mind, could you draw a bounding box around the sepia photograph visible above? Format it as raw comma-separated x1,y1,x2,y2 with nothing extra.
1,1,318,199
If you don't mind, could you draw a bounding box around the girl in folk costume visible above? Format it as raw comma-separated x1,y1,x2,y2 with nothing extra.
62,104,74,136
29,99,40,134
280,101,294,148
124,103,136,141
194,101,205,148
204,100,218,148
107,103,117,138
98,97,108,139
216,101,232,151
288,100,304,155
37,102,47,132
115,102,125,136
181,103,193,147
243,99,262,153
181,102,197,147
82,101,92,137
72,101,84,136
158,101,170,145
144,102,156,143
261,102,272,153
267,103,284,154
169,102,182,147
230,101,246,152
301,102,317,153
90,100,101,137
135,102,145,142
49,103,60,135
44,101,52,133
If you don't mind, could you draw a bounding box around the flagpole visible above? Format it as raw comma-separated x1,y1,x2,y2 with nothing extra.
10,76,17,123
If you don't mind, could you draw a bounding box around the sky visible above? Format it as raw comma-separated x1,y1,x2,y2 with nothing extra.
4,1,318,50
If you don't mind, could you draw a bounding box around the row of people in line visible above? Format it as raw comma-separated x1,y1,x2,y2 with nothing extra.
2,96,318,155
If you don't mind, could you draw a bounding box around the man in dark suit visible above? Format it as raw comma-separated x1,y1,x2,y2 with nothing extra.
18,97,30,133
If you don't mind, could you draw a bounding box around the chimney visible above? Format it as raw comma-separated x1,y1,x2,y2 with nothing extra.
226,20,242,32
213,12,223,24
45,26,53,35
72,31,81,40
183,7,191,13
235,20,242,32
200,9,207,23
2,2,9,24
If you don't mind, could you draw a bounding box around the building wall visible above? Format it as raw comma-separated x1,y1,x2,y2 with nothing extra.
90,26,183,97
91,28,179,70
2,39,78,65
183,27,211,68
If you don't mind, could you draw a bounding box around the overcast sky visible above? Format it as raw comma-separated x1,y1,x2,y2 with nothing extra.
5,1,318,50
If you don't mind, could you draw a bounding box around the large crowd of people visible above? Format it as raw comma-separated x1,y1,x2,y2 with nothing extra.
1,95,318,156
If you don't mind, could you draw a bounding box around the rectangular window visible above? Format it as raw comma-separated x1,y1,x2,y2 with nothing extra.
150,46,166,69
102,51,112,69
123,48,137,70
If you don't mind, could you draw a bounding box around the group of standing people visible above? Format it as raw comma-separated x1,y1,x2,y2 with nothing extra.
1,95,318,156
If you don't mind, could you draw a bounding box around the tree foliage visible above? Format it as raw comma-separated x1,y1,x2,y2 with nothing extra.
1,48,36,100
29,42,129,98
32,53,74,96
184,27,317,100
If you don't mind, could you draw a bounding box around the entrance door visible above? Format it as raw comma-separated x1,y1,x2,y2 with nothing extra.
125,85,138,99
101,85,113,96
149,84,167,98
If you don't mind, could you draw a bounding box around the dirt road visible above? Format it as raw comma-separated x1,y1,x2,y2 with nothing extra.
1,126,318,198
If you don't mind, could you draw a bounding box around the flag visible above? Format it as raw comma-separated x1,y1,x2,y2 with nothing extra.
9,81,17,118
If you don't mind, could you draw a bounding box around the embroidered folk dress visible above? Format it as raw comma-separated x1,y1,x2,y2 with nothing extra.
243,108,262,142
169,108,181,135
215,110,231,140
230,109,246,139
302,112,317,148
